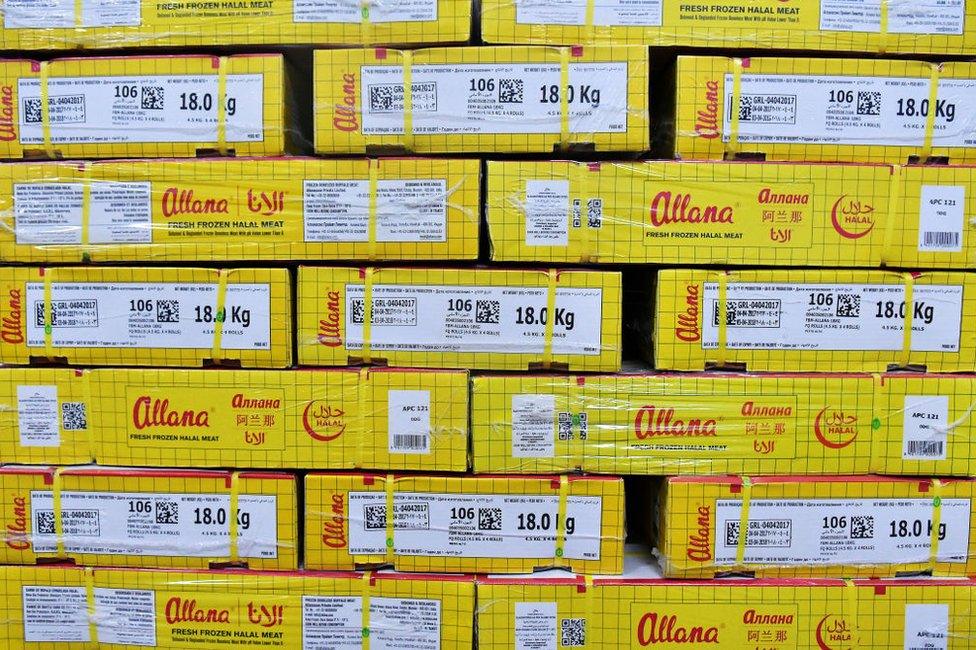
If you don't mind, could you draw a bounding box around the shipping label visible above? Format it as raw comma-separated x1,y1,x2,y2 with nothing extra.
918,185,966,252
820,0,964,35
515,0,662,26
514,602,557,650
29,490,279,558
903,603,950,650
14,182,152,245
700,282,964,353
295,0,438,23
16,384,61,447
18,74,265,144
360,63,629,135
24,281,272,350
346,491,603,561
4,0,140,28
387,389,431,454
302,596,441,650
901,394,949,460
713,497,971,565
343,283,604,355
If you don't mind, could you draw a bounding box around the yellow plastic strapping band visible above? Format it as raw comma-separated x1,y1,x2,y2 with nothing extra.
367,160,379,260
384,474,395,561
228,471,240,563
554,475,569,564
843,579,859,644
929,479,944,570
361,571,373,647
84,567,97,644
583,0,596,42
52,467,66,558
80,370,95,460
715,271,729,368
361,267,375,364
42,267,54,358
734,476,753,566
582,573,594,625
559,47,571,149
360,0,374,47
576,163,594,263
401,51,414,152
39,62,55,159
356,368,369,468
920,64,942,161
881,165,903,266
870,372,884,438
211,269,229,363
726,58,744,159
900,272,915,368
216,57,229,156
79,163,91,251
878,0,890,52
74,0,84,27
542,269,558,368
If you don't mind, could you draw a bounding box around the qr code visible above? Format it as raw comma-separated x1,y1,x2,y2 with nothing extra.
857,91,882,116
851,515,874,540
498,78,524,103
156,299,180,323
561,618,586,647
351,299,366,324
558,412,572,440
722,301,738,326
23,98,42,124
587,198,603,229
141,85,164,110
478,507,502,531
836,293,861,318
155,501,179,524
61,402,87,431
737,95,755,121
578,412,587,440
36,511,55,535
725,521,740,546
476,300,500,324
364,504,387,530
369,85,397,112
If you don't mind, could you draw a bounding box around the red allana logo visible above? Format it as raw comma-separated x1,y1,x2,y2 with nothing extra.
317,290,343,348
333,73,359,132
634,405,717,439
635,612,719,645
814,407,858,449
6,493,30,551
0,86,15,142
695,80,721,139
649,191,734,227
161,187,229,218
1,289,23,344
830,195,875,239
165,597,231,624
686,505,712,562
675,284,701,343
321,493,347,549
131,396,210,430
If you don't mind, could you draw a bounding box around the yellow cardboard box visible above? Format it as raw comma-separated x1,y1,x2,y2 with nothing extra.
297,266,622,371
304,473,625,574
481,0,976,55
0,466,298,570
0,565,474,649
0,54,287,160
470,372,874,476
673,56,976,164
0,0,470,49
477,551,976,649
0,157,480,263
314,46,649,154
653,269,976,372
0,266,293,368
657,475,976,578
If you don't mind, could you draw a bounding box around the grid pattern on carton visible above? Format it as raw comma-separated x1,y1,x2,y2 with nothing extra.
0,0,470,49
313,47,649,154
89,368,469,471
486,160,892,266
297,266,623,371
1,56,284,160
675,57,976,164
304,474,626,574
470,374,874,476
0,158,480,263
0,470,298,570
653,269,976,373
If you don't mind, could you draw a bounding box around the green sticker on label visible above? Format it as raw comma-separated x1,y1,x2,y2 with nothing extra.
572,413,581,426
386,537,393,548
362,628,370,638
555,547,564,557
934,496,942,507
871,418,881,430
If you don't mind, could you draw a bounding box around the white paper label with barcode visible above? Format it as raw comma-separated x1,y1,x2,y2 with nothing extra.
514,602,557,650
904,603,950,650
388,389,431,454
294,0,437,23
820,0,964,34
524,180,569,246
902,395,949,460
29,490,279,558
515,0,662,26
4,0,140,28
918,185,965,252
14,182,153,245
347,491,602,560
302,596,441,650
21,586,89,642
16,385,59,447
512,394,556,458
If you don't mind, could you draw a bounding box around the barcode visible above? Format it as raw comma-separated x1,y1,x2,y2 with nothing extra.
906,440,944,458
922,231,960,250
391,433,428,453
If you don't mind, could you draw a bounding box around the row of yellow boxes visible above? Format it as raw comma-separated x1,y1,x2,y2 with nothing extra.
12,50,976,160
3,157,975,269
1,266,975,372
2,557,974,648
5,368,976,477
5,0,976,55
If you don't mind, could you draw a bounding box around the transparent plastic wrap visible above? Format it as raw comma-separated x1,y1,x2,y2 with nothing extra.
297,265,622,371
0,564,474,648
656,475,976,578
652,268,976,373
0,0,471,49
304,472,625,574
0,266,293,368
0,157,481,263
672,56,976,164
314,45,649,154
0,466,298,570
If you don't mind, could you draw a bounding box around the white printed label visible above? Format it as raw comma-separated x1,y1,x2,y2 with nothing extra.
524,180,569,246
713,497,971,566
903,603,949,650
303,179,448,243
700,282,963,353
302,596,441,650
21,586,90,642
4,0,140,28
902,395,949,460
24,281,271,351
514,602,557,650
361,63,629,136
294,0,437,23
14,182,152,245
16,385,59,447
347,492,602,561
820,0,964,35
18,74,265,145
93,588,156,646
512,394,556,458
29,491,279,558
388,389,431,454
515,0,661,26
722,74,976,149
344,283,603,356
918,185,965,252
